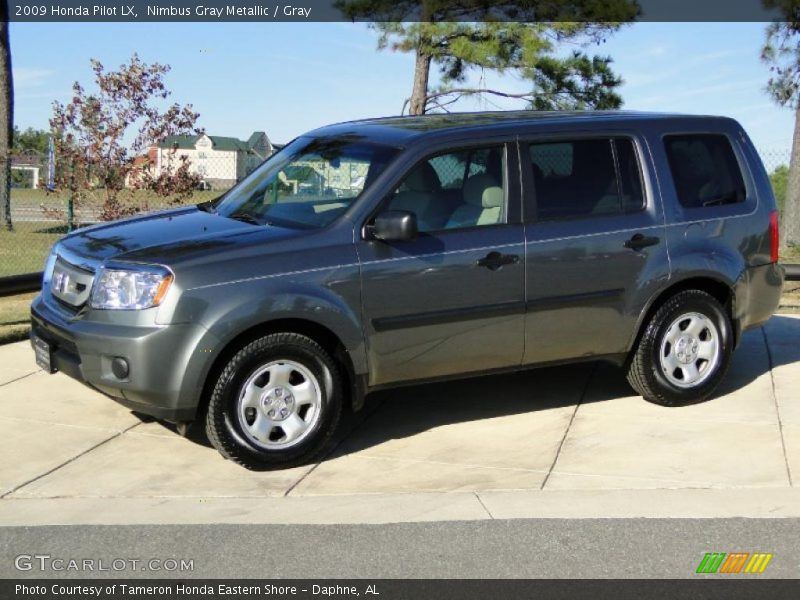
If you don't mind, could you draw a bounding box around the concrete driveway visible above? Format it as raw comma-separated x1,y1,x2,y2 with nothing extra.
0,315,797,525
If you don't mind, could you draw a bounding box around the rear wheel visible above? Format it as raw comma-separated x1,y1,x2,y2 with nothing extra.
205,333,342,469
627,290,733,406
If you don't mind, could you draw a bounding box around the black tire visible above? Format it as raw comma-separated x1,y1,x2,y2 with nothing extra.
627,290,733,407
205,333,343,470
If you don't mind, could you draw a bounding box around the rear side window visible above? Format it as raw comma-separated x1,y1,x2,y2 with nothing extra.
528,138,644,220
663,134,746,209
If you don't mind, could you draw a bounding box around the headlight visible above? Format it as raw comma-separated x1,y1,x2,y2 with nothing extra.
90,264,174,310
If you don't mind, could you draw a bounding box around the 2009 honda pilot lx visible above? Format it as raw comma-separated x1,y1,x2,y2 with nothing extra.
31,111,784,469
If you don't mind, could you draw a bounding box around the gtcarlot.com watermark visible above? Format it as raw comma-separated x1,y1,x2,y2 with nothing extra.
14,554,194,573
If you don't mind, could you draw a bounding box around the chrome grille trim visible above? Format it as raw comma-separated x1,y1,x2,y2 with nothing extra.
50,256,95,308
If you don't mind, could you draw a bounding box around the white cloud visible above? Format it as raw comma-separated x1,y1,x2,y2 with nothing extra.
13,67,54,89
646,45,669,57
635,77,765,106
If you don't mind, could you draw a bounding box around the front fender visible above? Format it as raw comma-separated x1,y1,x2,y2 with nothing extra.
183,265,365,366
166,263,367,412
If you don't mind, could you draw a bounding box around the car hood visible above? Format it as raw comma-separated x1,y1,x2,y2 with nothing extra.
56,207,299,266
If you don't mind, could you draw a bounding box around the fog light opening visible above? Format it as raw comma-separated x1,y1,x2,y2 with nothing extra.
111,357,130,380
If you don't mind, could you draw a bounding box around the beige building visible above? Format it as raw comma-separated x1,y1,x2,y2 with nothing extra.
155,132,273,189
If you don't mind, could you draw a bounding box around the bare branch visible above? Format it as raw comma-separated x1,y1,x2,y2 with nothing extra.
424,87,607,109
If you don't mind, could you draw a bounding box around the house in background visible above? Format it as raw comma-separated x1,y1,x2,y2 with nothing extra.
125,146,160,188
10,151,45,188
154,131,274,189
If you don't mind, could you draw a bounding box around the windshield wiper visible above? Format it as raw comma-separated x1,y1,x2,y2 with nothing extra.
196,200,216,213
227,212,264,226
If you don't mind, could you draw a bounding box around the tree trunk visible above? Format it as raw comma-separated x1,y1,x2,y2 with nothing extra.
0,3,13,231
408,48,432,115
782,107,800,251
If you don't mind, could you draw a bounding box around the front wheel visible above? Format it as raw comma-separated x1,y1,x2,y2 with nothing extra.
627,290,733,407
205,333,343,470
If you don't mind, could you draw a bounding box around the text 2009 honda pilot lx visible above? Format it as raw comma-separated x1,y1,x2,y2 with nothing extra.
31,111,784,469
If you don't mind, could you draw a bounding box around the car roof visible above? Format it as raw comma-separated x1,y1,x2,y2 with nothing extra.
305,110,732,146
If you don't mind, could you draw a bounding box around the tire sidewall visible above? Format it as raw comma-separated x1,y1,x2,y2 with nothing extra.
213,337,339,466
647,293,732,402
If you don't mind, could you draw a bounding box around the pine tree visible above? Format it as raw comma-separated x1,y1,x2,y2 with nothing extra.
337,1,638,114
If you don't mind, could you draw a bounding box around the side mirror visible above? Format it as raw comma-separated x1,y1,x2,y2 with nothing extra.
370,210,418,242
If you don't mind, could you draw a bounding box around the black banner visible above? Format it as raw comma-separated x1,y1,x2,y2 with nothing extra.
3,0,790,23
3,579,800,600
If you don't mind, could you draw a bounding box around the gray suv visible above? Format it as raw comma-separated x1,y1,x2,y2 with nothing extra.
31,111,784,469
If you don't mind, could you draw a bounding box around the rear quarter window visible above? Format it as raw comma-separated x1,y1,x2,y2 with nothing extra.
663,134,746,209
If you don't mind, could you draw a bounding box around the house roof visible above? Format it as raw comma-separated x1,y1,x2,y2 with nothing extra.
158,133,263,153
247,131,267,149
11,151,42,166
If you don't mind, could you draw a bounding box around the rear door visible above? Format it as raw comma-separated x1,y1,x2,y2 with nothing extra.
521,133,670,365
357,142,526,386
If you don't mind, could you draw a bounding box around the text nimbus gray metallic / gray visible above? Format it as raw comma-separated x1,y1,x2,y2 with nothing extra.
145,4,312,18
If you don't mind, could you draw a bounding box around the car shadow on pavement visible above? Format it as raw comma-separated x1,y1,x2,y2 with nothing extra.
325,315,800,462
713,314,800,397
327,361,603,459
137,315,800,466
760,314,800,368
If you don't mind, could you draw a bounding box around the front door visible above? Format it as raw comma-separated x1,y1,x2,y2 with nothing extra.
358,143,526,386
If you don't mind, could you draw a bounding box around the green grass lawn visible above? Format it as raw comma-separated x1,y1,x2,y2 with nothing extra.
0,222,63,277
0,291,37,344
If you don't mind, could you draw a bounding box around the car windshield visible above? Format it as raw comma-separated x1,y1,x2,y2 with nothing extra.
213,136,400,229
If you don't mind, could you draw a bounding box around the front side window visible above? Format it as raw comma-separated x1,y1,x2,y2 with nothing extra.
385,146,505,232
529,138,644,221
663,134,746,209
215,136,399,229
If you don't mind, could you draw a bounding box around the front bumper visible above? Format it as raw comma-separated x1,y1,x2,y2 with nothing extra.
30,294,218,423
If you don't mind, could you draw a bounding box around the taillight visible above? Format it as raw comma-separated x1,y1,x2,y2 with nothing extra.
769,210,779,263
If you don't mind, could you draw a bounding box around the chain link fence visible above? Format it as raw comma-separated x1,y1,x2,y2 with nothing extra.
0,147,793,280
758,148,790,224
760,148,790,173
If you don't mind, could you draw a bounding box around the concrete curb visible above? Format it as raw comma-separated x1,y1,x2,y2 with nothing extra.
2,488,800,526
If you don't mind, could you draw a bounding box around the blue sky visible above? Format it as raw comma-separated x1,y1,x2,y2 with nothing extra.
9,21,792,153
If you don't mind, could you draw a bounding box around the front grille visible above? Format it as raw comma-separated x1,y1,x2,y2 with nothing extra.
50,256,95,308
